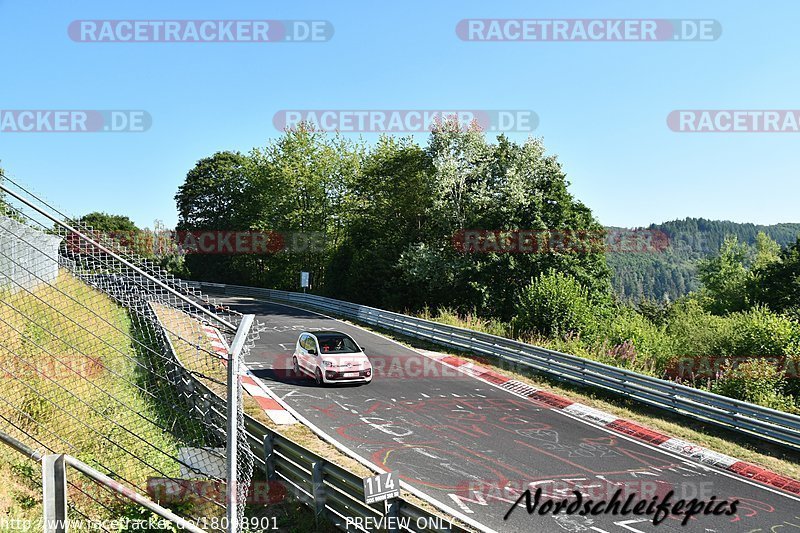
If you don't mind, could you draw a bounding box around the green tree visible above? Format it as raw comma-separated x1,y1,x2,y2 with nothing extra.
246,124,363,290
609,219,800,303
326,136,433,307
712,359,791,409
0,167,24,222
396,119,492,310
752,231,781,271
174,151,251,282
69,211,152,255
400,119,611,319
173,123,612,317
0,166,8,214
77,212,139,233
175,151,250,230
697,235,750,314
753,237,800,314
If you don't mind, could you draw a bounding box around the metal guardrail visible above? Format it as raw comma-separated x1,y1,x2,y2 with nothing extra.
250,418,465,533
152,301,470,533
192,281,800,452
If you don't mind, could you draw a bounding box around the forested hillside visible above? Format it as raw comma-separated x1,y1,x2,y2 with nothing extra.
608,219,800,302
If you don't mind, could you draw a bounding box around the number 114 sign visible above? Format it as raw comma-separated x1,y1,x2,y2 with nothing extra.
363,472,399,504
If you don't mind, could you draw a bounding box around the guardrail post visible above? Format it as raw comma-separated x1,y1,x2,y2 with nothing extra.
385,498,400,533
200,392,211,423
669,383,679,411
263,433,276,480
42,454,67,533
311,460,326,518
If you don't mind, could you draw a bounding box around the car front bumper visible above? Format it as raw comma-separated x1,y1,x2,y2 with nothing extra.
323,369,372,383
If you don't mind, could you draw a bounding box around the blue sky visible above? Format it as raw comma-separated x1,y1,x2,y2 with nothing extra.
0,0,797,229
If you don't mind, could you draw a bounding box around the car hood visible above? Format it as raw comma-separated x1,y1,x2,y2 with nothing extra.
321,352,371,368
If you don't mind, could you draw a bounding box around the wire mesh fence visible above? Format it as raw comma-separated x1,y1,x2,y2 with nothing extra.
0,216,61,293
0,173,264,531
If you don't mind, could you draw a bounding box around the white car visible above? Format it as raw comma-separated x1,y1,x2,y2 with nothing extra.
293,330,372,385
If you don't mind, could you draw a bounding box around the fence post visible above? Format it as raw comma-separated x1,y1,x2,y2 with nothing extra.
226,314,255,533
42,454,67,533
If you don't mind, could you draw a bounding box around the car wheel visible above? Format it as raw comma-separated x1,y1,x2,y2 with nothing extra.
292,357,300,376
315,367,324,386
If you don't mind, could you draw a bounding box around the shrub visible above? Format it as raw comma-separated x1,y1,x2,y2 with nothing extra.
636,299,670,327
603,309,675,375
712,358,796,411
544,331,598,361
666,298,734,357
425,307,510,338
513,271,596,339
723,306,800,357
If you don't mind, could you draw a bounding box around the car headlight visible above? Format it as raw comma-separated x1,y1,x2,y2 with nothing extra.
322,360,333,367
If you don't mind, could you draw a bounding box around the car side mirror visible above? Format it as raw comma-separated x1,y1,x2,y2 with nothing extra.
308,348,317,355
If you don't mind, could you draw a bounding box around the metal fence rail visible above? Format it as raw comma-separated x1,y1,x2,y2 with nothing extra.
191,281,800,452
1,429,207,533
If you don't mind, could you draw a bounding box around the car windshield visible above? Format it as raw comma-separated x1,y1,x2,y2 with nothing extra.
316,334,360,354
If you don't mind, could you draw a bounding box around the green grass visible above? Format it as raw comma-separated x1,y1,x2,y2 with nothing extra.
0,271,183,521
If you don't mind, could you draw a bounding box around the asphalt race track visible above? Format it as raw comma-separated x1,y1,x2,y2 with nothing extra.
214,294,800,533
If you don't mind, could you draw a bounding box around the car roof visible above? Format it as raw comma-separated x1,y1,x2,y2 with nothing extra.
304,330,349,336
